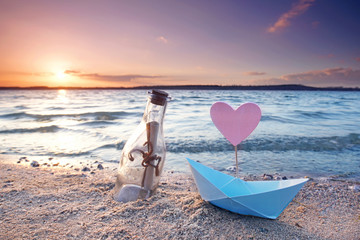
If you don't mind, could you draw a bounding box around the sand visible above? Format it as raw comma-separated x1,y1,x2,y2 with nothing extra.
0,158,359,240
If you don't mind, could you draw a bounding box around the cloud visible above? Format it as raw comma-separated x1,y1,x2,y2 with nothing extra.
317,53,335,59
256,67,360,87
195,66,204,71
65,70,163,82
243,71,266,76
0,71,54,77
157,36,168,44
356,57,360,62
267,0,315,33
311,21,320,29
64,70,81,74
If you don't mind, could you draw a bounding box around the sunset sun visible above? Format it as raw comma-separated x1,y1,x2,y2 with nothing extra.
56,70,67,80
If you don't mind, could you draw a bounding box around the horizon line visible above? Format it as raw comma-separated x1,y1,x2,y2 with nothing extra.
0,84,359,91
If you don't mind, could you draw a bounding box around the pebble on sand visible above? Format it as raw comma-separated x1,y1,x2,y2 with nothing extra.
349,185,360,192
262,174,273,180
17,156,28,163
30,161,40,167
82,167,91,172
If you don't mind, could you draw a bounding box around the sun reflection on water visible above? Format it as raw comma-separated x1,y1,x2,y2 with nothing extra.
57,89,68,102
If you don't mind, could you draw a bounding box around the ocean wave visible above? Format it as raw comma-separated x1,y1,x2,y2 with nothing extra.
96,142,125,150
260,115,299,124
2,132,359,160
293,110,334,119
0,111,135,121
82,133,360,154
31,142,125,157
30,151,92,157
15,105,28,110
0,112,29,119
0,125,61,134
166,133,360,153
47,107,65,110
79,120,116,126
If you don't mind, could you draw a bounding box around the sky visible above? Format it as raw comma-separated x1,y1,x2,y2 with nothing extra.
0,0,360,88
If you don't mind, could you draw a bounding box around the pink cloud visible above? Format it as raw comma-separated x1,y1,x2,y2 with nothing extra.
311,21,320,29
64,70,163,82
157,36,168,44
280,67,360,86
267,0,316,33
317,53,335,59
356,57,360,62
252,67,360,87
243,71,266,76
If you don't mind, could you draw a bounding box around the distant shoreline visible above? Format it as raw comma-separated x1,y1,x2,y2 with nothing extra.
0,84,359,91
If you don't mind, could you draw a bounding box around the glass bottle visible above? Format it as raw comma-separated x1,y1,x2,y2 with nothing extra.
114,90,170,202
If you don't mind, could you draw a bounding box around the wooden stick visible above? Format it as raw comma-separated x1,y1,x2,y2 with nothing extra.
235,145,238,178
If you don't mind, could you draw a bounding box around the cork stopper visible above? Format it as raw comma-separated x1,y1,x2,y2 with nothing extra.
148,89,169,106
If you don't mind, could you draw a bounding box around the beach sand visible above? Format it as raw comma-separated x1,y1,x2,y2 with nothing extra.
0,158,359,240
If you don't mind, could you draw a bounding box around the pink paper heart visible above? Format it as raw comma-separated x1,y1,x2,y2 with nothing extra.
210,102,261,146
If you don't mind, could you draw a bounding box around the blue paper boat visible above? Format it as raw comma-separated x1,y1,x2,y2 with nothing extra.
187,158,308,219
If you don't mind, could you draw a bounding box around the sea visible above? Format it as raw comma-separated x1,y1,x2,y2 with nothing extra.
0,89,359,181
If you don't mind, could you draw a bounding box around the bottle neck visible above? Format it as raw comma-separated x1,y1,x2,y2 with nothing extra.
143,99,167,124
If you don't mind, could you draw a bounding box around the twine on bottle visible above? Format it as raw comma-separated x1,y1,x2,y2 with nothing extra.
128,141,161,176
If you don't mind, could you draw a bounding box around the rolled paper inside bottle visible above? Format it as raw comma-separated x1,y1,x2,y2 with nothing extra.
142,121,159,192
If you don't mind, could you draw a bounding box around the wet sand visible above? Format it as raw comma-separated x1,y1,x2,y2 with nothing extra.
0,159,359,240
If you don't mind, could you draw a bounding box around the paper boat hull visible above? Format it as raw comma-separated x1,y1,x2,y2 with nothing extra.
187,158,308,219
